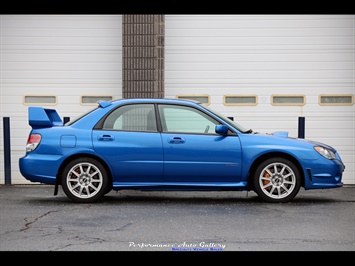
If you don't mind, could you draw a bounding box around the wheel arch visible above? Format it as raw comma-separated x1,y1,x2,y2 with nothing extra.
56,153,113,186
247,152,305,191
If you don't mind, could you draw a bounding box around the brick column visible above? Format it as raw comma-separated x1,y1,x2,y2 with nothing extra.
122,15,165,98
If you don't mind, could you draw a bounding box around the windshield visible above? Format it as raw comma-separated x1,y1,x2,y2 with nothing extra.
202,105,250,133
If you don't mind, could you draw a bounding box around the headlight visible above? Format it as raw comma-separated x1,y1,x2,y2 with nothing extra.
314,146,336,160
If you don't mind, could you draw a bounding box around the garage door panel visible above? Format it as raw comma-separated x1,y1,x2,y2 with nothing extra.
0,15,122,184
165,15,355,185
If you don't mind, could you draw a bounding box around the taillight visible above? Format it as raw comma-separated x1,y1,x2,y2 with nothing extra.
26,134,41,152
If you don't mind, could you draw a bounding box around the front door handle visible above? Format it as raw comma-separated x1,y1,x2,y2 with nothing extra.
168,137,185,144
98,134,115,141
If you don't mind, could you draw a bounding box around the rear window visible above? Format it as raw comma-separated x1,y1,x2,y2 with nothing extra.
65,107,99,126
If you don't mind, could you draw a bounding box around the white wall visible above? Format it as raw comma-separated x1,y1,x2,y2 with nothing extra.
0,15,122,184
165,15,355,184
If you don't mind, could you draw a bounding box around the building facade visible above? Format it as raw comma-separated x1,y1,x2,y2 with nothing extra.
0,14,354,184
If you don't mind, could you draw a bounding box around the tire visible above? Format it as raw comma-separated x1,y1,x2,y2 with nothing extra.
61,157,109,203
253,157,301,203
104,183,113,195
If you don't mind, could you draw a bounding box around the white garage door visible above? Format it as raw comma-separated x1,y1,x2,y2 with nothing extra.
165,15,355,184
0,15,122,184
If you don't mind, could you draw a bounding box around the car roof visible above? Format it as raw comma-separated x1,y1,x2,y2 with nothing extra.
108,98,202,105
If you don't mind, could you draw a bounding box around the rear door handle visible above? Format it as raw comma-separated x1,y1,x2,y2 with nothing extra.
98,134,115,141
168,137,185,144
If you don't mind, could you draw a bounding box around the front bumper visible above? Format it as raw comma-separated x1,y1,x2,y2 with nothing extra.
303,158,345,189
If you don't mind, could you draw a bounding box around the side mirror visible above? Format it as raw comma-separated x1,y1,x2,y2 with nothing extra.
215,125,229,135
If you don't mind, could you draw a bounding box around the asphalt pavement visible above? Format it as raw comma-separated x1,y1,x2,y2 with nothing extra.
0,184,354,252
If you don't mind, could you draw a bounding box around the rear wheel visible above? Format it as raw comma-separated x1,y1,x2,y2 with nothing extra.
253,157,301,203
61,157,109,203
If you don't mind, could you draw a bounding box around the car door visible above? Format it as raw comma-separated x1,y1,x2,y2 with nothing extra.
158,104,242,183
92,103,163,183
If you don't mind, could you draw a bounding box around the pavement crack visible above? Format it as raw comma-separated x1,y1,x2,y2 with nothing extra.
116,222,133,231
20,210,60,231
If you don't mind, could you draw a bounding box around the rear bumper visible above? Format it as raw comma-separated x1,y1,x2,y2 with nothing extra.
19,154,62,185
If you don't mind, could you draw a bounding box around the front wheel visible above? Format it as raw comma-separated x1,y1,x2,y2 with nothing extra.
61,157,109,203
253,157,301,203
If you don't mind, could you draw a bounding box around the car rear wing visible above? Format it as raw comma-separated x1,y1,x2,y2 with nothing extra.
28,107,63,129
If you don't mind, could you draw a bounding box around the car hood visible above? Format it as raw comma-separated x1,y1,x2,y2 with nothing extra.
261,131,337,152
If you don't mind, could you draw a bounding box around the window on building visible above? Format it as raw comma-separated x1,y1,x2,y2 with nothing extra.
224,95,258,106
271,95,305,106
23,95,57,105
176,95,210,105
81,95,113,105
319,95,354,106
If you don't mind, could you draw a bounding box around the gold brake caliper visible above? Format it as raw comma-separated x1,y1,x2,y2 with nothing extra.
263,170,271,186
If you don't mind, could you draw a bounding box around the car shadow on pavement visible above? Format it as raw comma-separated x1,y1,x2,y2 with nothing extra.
2,185,354,205
27,189,354,205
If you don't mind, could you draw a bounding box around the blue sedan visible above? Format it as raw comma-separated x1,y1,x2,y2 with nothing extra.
19,98,345,203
